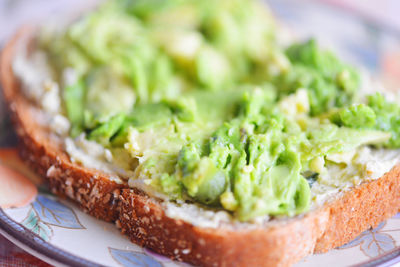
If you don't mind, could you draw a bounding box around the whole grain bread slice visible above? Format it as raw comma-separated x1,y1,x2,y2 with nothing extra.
2,28,400,267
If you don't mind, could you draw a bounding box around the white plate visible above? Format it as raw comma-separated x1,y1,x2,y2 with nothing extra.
2,0,400,266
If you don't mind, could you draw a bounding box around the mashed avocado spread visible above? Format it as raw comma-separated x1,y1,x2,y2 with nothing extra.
36,0,400,221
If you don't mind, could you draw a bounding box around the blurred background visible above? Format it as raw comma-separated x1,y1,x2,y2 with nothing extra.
1,0,400,83
1,0,400,82
1,0,400,44
0,0,399,40
0,0,400,266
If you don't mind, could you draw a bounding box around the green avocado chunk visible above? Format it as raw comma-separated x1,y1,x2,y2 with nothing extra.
182,158,227,205
63,79,85,137
367,93,400,147
334,104,376,128
303,124,391,161
88,113,126,146
329,93,400,148
279,39,360,115
127,103,172,129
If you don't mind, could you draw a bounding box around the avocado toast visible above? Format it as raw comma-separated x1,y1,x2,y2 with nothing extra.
2,0,400,266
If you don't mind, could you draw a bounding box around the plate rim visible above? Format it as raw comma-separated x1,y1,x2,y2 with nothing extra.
354,248,400,267
0,208,104,267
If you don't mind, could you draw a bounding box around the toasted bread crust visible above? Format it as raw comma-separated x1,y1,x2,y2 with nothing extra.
2,29,400,267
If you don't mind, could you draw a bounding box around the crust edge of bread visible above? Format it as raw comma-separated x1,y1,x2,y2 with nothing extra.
2,28,400,267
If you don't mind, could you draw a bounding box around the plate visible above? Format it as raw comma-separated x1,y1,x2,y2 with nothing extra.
1,0,400,266
2,190,400,267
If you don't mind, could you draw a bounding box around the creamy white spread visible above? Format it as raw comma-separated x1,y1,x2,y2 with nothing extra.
164,202,234,228
65,135,125,184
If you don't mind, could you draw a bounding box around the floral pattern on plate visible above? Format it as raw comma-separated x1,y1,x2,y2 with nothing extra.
109,248,163,267
339,221,397,258
21,195,85,241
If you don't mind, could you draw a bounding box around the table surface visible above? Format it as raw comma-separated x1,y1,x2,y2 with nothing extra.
0,0,399,266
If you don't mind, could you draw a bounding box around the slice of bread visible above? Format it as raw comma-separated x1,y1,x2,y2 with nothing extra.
2,28,400,267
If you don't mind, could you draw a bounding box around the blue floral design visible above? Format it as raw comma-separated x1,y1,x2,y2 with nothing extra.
22,208,53,241
22,194,85,241
339,222,396,258
109,248,163,267
144,248,172,262
32,195,84,229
